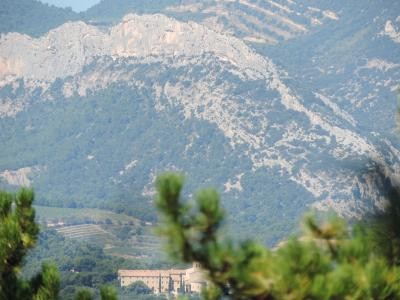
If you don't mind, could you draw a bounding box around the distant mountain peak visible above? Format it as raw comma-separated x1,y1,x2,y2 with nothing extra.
1,1,400,243
0,13,272,84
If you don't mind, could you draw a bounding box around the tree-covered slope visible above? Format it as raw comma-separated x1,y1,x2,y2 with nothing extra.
0,0,78,37
1,1,399,245
84,0,178,23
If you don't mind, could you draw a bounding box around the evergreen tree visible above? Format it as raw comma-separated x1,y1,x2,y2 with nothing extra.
0,188,119,300
155,173,400,299
0,188,60,299
100,285,118,300
74,289,93,300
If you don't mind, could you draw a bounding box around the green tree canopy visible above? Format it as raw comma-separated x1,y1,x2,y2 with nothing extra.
74,289,93,300
155,173,400,299
100,285,118,300
0,188,60,299
0,188,119,300
125,281,152,295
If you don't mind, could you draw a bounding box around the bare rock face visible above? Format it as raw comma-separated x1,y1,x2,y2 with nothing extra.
381,18,400,44
0,167,34,187
0,14,271,83
0,22,105,83
1,1,399,241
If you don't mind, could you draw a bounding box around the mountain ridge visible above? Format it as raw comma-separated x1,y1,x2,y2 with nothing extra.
1,1,399,244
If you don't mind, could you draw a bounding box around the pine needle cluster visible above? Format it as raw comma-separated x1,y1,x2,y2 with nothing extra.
156,173,400,300
0,188,118,300
0,188,59,300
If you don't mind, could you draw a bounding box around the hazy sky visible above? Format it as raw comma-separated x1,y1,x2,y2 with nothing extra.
40,0,101,12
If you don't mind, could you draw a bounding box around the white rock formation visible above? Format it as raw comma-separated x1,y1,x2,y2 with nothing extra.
0,167,33,187
381,19,400,43
0,13,394,217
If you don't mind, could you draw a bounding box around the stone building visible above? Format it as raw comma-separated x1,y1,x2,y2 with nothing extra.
118,263,207,294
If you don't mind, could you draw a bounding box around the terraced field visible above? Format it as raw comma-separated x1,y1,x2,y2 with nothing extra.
166,0,339,44
36,206,164,261
56,224,111,239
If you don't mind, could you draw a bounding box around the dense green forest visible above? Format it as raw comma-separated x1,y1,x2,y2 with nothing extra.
0,0,182,38
0,66,313,245
26,230,118,299
0,0,78,37
2,0,399,247
84,0,179,22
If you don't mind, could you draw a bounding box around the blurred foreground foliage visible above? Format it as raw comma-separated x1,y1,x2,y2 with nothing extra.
3,172,400,299
156,173,400,300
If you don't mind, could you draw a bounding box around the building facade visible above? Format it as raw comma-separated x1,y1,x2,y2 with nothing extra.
118,263,207,295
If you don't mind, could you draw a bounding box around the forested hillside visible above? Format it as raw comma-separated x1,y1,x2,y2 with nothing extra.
84,0,178,22
1,1,399,246
0,0,78,37
1,1,400,298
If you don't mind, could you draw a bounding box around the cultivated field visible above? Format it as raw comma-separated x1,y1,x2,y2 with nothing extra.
35,205,165,261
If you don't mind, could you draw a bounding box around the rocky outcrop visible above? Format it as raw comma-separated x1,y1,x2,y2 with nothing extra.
0,167,34,187
0,3,399,226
